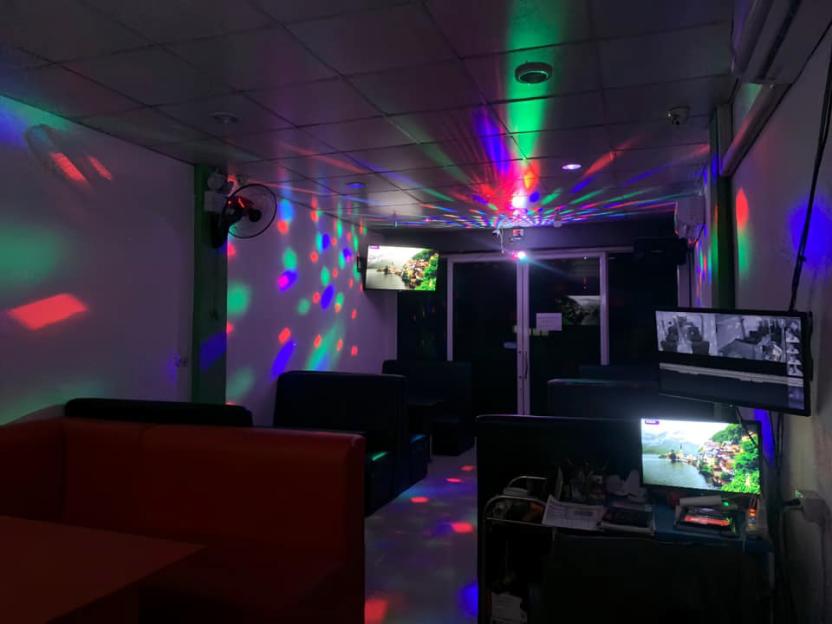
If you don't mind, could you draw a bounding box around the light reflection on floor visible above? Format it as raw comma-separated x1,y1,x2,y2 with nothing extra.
365,448,478,623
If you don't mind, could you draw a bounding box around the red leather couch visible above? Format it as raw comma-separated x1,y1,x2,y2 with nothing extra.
0,417,365,623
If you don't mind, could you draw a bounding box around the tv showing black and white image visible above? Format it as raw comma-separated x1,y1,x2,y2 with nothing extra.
365,246,439,292
641,418,760,494
655,308,811,415
558,295,600,326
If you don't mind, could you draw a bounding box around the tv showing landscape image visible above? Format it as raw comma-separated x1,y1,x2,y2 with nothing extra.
365,246,439,292
641,419,760,494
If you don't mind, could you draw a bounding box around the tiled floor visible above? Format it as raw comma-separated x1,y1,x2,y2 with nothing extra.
365,448,478,624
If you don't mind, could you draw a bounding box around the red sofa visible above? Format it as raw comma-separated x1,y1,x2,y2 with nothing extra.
0,417,365,623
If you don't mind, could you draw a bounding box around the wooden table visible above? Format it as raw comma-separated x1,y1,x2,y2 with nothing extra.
0,516,201,623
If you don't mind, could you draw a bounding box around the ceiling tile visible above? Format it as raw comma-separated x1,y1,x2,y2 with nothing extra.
351,61,482,114
492,91,605,133
0,45,48,73
438,134,524,165
84,0,272,43
248,78,378,125
383,165,474,189
79,108,208,145
149,138,261,166
404,185,475,203
607,116,710,150
599,24,731,89
226,128,337,159
278,153,369,179
168,27,335,91
348,189,419,206
287,4,453,74
513,126,610,159
615,166,704,187
317,173,400,193
465,42,600,101
255,0,410,24
590,0,731,39
427,0,591,56
389,106,506,143
267,179,338,200
613,144,709,173
0,0,150,62
0,65,137,118
228,160,306,184
159,94,291,136
305,117,414,151
67,48,228,106
604,75,734,123
347,144,455,172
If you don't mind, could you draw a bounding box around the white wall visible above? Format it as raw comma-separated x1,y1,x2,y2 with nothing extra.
0,96,193,424
730,31,832,622
226,195,397,426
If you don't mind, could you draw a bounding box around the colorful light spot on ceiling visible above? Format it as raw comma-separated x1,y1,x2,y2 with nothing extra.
320,285,335,309
7,293,87,330
320,266,330,286
49,152,87,185
87,156,113,180
450,521,474,534
282,248,297,270
460,465,475,472
278,327,291,344
277,270,298,292
309,251,319,263
297,298,311,315
410,496,429,504
350,345,358,357
227,282,251,316
365,597,389,624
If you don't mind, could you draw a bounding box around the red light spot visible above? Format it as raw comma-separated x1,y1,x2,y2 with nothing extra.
336,338,344,351
451,521,474,534
7,294,87,330
332,268,339,278
309,251,319,263
49,152,87,184
277,220,289,234
410,496,429,504
348,279,354,289
365,598,389,624
736,188,749,231
460,465,475,472
346,231,352,241
334,303,342,313
87,156,113,180
278,327,291,344
313,334,322,348
226,321,234,334
350,345,358,357
351,309,357,320
312,292,321,304
226,242,237,259
446,477,462,484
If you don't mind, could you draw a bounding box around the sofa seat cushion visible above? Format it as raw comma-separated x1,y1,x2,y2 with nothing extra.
141,542,349,622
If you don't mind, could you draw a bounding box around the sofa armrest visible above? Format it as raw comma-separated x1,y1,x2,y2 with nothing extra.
0,419,64,520
133,426,364,565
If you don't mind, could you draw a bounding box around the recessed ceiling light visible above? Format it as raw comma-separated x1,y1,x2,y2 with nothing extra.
562,162,582,171
510,193,527,209
515,61,553,84
210,111,239,125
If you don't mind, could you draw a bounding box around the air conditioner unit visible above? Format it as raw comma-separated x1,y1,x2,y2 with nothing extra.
732,0,832,84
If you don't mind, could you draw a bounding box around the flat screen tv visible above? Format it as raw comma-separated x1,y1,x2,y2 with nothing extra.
641,418,760,494
365,245,439,292
655,308,811,415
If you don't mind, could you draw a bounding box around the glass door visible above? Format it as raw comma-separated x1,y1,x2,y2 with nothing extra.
451,259,519,416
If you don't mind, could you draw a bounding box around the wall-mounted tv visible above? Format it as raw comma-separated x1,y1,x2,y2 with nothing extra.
655,308,811,415
365,245,439,292
641,418,760,494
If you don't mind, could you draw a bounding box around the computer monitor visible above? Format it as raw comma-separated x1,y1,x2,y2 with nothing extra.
640,418,760,494
655,308,811,415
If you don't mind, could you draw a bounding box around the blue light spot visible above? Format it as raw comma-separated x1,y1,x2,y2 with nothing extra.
279,198,293,222
199,331,226,371
321,233,331,250
529,190,540,203
459,581,478,618
270,341,296,380
320,284,335,310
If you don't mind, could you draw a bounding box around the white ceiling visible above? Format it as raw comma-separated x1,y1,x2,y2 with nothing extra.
0,0,734,228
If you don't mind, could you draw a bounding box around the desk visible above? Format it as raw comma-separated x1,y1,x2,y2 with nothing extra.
0,516,201,624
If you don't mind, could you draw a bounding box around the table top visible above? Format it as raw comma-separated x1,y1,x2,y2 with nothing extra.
0,516,201,624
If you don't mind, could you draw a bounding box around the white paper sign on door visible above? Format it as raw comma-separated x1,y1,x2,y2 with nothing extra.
535,312,563,331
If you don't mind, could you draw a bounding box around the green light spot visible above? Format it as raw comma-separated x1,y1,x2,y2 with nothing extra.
297,298,311,315
335,292,345,308
540,189,562,206
227,367,255,402
227,282,251,317
338,253,346,269
282,248,297,270
0,226,65,289
371,451,388,462
336,220,343,238
320,266,330,286
570,189,605,205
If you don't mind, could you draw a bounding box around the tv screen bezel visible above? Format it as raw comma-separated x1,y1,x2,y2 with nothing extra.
639,416,762,496
363,245,440,293
654,306,812,416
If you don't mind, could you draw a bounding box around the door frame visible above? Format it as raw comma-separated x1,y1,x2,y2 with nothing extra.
446,247,628,414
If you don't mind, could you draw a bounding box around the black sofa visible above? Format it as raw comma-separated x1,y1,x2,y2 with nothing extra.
382,360,474,455
274,370,422,514
65,398,253,426
546,378,714,421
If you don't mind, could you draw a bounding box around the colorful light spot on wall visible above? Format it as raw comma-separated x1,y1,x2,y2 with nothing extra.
332,267,339,279
226,242,237,259
313,334,322,349
278,327,291,344
270,340,296,380
309,251,319,263
320,284,335,309
227,282,251,316
304,322,345,370
350,345,358,357
321,233,331,250
87,156,113,180
279,198,294,223
49,152,87,185
277,220,289,235
310,209,319,222
297,298,311,315
277,270,298,292
7,293,87,330
226,321,234,335
789,198,832,272
410,496,429,504
351,308,357,320
282,248,297,270
348,278,354,289
334,292,344,313
336,338,344,351
227,367,255,402
735,188,751,278
460,465,475,472
365,597,389,624
0,226,65,288
199,331,226,370
459,582,478,618
320,266,330,286
450,521,474,534
446,477,462,484
336,220,343,238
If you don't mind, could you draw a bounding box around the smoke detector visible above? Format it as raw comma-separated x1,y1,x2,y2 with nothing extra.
514,61,553,84
666,106,691,126
210,111,240,126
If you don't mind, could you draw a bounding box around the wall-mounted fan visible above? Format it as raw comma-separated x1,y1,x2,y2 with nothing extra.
208,183,277,248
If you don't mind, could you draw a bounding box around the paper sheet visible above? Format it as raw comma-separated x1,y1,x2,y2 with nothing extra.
541,496,604,531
